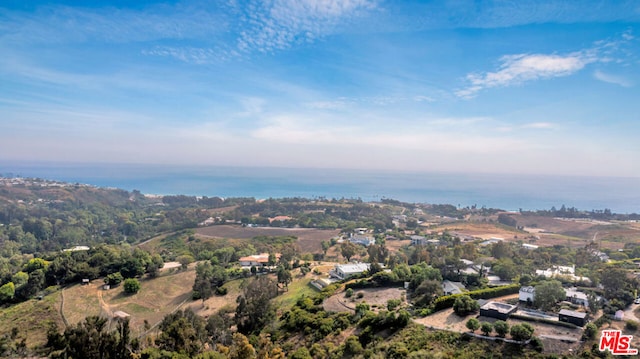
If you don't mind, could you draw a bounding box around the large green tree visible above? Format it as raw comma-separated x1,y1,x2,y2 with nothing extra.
534,280,565,311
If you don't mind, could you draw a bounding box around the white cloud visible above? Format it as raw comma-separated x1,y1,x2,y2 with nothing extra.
457,52,594,98
593,70,633,87
235,0,377,53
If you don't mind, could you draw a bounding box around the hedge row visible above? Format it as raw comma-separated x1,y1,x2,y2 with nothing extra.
509,313,579,329
432,284,520,311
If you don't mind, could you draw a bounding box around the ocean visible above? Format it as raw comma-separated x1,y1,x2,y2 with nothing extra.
1,161,638,214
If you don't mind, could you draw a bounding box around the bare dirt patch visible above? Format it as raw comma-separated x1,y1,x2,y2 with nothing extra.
413,294,584,354
195,225,340,253
323,287,407,313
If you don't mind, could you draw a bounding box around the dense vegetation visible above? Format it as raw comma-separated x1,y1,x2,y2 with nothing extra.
1,177,640,358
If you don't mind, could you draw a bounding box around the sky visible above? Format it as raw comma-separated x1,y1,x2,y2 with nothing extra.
1,0,639,177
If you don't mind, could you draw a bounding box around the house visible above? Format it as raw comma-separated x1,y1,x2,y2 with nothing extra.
349,235,375,247
558,309,587,327
519,286,536,303
81,278,90,285
479,301,517,320
329,263,371,280
522,243,539,250
442,280,465,295
535,265,591,284
410,235,427,246
565,287,589,307
239,253,281,267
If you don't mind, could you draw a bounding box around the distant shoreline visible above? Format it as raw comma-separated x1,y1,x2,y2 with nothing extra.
1,162,638,214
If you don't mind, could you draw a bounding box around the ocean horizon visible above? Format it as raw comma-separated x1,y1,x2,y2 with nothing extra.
1,161,638,214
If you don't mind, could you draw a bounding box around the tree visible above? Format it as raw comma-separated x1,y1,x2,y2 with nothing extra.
123,278,140,294
510,323,534,341
534,280,565,311
235,276,278,335
105,272,124,286
146,254,164,278
453,295,479,316
466,318,480,333
493,320,509,338
276,265,292,291
0,282,15,303
480,322,493,336
412,279,442,307
340,242,357,262
229,333,256,359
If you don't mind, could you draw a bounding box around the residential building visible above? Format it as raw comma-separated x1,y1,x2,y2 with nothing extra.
519,286,536,303
479,301,517,320
565,287,589,307
329,263,371,280
442,280,465,295
349,235,375,247
238,253,281,267
558,309,587,327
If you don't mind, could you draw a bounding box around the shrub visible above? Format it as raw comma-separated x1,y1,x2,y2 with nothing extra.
625,320,639,331
345,288,354,298
215,286,228,295
493,320,509,337
480,322,493,336
453,295,479,316
466,318,480,332
123,278,140,294
387,299,402,311
356,292,364,299
582,323,598,340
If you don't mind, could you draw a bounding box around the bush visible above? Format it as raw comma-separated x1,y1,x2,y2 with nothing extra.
529,336,544,352
104,273,124,286
480,322,493,336
432,284,520,311
453,295,479,316
387,299,402,311
466,318,480,332
625,320,639,331
345,288,354,298
356,292,364,299
582,323,598,340
215,286,228,296
493,320,509,337
123,278,140,294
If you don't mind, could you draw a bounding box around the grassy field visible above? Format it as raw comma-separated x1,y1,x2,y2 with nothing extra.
0,292,65,348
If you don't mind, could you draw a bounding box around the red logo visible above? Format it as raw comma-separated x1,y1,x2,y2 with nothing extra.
599,330,638,355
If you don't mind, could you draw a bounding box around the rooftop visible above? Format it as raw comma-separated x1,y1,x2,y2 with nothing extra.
558,309,587,318
481,301,517,314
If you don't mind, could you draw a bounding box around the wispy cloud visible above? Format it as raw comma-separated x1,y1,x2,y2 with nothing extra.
593,70,633,87
0,4,228,44
234,0,377,53
456,52,595,98
457,32,636,98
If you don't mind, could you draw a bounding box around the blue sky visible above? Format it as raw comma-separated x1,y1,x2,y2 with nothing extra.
1,0,639,177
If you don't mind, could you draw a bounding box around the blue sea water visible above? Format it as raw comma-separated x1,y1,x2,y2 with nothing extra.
1,161,638,214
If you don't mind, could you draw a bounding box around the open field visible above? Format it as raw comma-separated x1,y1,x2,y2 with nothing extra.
59,266,197,337
323,287,407,313
0,292,65,348
195,225,340,253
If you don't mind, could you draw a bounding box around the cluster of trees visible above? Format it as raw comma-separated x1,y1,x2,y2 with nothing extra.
466,318,535,342
0,245,163,305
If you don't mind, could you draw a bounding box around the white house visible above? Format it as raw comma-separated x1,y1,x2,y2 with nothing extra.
565,287,590,307
519,286,536,302
329,263,371,280
349,235,375,247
